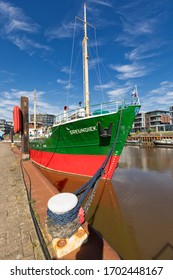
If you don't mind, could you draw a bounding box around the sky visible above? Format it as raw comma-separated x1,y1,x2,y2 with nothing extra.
0,0,173,121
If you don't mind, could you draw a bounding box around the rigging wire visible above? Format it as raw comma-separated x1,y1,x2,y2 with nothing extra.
88,45,103,104
87,26,116,104
67,16,77,107
72,47,82,76
67,10,114,108
93,27,105,103
89,37,114,81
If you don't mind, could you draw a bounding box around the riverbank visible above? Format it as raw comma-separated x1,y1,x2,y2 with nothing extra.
0,142,44,260
129,131,173,140
127,132,173,147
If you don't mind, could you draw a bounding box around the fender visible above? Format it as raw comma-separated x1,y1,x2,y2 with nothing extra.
13,106,22,133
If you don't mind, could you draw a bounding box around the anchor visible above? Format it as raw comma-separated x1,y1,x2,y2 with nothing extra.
98,122,113,146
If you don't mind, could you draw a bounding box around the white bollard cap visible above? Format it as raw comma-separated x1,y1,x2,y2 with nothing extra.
48,193,78,214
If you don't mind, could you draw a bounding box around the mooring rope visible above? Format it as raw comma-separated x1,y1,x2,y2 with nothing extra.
47,108,123,238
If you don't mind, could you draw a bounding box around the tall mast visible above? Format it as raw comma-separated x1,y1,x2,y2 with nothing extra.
82,3,90,117
34,89,37,131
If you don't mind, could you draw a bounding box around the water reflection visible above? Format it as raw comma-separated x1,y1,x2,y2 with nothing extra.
113,146,173,259
38,146,173,259
118,146,173,174
38,166,141,259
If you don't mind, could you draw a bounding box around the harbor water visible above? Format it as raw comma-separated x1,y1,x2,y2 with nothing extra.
111,146,173,260
38,145,173,260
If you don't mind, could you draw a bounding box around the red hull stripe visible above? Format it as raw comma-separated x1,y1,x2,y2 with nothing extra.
30,150,120,180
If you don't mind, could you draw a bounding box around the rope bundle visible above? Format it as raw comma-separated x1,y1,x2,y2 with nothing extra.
46,167,103,238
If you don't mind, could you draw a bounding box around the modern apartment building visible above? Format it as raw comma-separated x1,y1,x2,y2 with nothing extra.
147,110,170,132
30,114,56,127
132,110,172,132
132,112,146,132
170,106,173,124
0,119,13,134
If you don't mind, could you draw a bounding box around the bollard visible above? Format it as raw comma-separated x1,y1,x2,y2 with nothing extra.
46,193,88,258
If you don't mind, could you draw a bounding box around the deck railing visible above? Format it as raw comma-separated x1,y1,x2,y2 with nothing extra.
53,100,130,125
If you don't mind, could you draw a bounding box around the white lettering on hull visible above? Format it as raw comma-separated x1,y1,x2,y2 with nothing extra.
69,126,97,135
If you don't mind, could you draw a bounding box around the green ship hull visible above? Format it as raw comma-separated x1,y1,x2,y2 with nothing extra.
30,103,140,180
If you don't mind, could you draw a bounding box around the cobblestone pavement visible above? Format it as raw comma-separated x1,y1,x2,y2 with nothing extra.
0,142,45,260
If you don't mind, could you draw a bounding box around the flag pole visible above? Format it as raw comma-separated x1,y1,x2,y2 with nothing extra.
135,84,140,105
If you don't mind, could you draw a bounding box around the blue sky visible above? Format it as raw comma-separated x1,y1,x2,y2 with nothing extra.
0,0,173,121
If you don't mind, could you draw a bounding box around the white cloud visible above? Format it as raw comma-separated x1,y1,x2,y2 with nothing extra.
89,57,102,69
140,81,173,112
57,78,74,90
110,63,148,79
57,79,68,85
0,1,50,54
61,66,70,74
123,20,155,37
88,0,113,8
45,22,78,40
94,81,116,91
115,0,168,70
94,79,134,101
45,1,114,42
0,89,55,120
0,1,39,35
0,69,16,84
125,41,163,62
116,0,161,38
107,84,132,100
5,18,38,34
8,35,51,55
167,92,173,96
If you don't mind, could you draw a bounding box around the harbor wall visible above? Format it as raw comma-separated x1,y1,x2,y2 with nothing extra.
128,132,173,147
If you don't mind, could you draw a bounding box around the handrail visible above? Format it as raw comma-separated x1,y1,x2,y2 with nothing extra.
53,99,136,126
